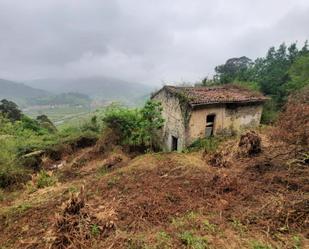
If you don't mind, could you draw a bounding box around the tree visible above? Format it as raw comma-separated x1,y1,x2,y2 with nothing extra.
286,54,309,93
0,99,22,121
36,115,57,133
212,42,309,107
214,56,253,83
250,42,308,105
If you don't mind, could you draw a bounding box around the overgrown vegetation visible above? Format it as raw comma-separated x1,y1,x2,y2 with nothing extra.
0,98,164,188
187,137,220,153
0,40,308,248
180,231,209,249
202,42,309,124
102,100,164,150
36,170,56,188
0,99,101,188
272,86,309,151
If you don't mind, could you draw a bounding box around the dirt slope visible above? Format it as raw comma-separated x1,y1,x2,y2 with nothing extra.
0,131,308,249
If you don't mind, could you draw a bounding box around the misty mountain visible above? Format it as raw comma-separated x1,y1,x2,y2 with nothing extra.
0,78,49,106
26,92,92,107
24,76,153,105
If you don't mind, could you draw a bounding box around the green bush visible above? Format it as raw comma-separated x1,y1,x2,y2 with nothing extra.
0,138,30,188
0,103,102,189
102,100,164,150
81,115,101,133
36,115,57,133
103,104,139,144
36,170,56,188
0,163,29,188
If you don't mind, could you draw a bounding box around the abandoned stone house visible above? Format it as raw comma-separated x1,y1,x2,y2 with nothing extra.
151,85,268,151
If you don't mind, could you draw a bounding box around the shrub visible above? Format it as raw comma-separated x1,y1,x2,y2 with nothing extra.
102,100,164,150
0,105,102,189
0,163,29,188
81,115,101,133
36,170,56,188
102,104,139,144
36,114,57,133
0,139,29,188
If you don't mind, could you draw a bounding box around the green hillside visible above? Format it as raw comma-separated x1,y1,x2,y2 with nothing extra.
0,79,49,106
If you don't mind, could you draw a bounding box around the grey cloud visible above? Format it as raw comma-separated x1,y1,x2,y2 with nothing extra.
0,0,308,84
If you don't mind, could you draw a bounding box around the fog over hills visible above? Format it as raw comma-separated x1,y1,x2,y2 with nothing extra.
0,78,49,105
24,76,154,105
1,76,153,107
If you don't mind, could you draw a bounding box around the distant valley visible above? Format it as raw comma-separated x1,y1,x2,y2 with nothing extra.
1,77,154,125
24,76,153,106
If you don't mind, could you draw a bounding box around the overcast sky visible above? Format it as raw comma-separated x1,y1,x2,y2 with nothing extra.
0,0,308,85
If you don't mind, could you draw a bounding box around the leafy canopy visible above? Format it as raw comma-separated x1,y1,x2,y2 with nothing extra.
0,99,22,121
208,41,309,124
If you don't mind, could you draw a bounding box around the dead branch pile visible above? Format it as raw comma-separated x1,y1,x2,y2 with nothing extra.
238,131,262,156
207,139,237,167
208,151,230,167
243,195,309,235
51,186,116,249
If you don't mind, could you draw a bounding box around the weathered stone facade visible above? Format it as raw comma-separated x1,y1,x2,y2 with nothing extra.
187,103,263,145
153,89,187,151
152,86,266,151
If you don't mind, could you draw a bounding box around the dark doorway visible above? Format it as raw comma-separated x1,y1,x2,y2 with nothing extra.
171,136,178,151
206,114,216,137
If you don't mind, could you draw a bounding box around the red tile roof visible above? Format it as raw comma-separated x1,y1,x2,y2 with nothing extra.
155,85,268,106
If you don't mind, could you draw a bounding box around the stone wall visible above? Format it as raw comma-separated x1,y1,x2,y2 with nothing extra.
187,103,263,145
187,104,225,145
153,88,264,151
224,103,263,132
152,89,186,151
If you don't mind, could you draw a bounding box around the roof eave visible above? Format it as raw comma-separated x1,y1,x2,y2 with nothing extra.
150,86,166,99
190,99,268,107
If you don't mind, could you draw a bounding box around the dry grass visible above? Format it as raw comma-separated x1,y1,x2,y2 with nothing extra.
0,130,308,248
